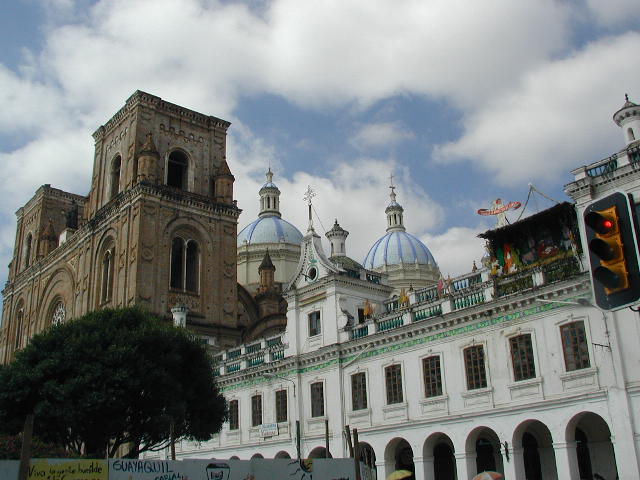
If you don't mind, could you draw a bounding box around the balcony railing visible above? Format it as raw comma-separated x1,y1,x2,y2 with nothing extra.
350,324,369,340
378,315,404,332
414,304,442,321
453,291,485,310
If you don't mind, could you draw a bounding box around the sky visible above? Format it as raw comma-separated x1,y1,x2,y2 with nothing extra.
0,0,639,298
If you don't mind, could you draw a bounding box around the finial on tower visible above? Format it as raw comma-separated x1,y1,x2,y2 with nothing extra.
266,167,273,184
303,185,316,230
389,172,397,203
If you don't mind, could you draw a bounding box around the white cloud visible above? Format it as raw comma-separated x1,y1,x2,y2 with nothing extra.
350,122,415,150
0,66,64,133
433,32,640,184
424,226,487,277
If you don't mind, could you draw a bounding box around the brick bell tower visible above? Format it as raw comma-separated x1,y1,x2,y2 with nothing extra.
1,91,243,361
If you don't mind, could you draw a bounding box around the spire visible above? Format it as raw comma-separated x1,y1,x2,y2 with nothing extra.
385,173,406,232
259,249,275,271
258,168,282,218
258,249,276,293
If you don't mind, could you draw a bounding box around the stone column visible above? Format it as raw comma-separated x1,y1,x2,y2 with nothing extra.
501,444,521,480
454,452,472,480
412,455,426,480
422,455,435,480
375,460,388,480
553,441,580,479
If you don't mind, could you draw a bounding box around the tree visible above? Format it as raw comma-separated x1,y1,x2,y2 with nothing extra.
0,307,227,458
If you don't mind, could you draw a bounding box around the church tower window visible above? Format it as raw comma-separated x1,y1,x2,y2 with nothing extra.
167,151,188,190
628,128,636,142
170,236,200,293
14,306,24,350
110,155,121,200
101,249,114,303
185,241,200,292
23,233,32,270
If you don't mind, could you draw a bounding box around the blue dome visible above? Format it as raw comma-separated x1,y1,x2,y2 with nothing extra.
237,215,303,246
363,231,438,269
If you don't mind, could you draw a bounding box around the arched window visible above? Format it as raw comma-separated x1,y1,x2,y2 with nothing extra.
14,306,24,350
24,232,32,270
101,249,114,303
51,300,66,325
167,151,188,190
170,236,199,293
110,155,121,200
628,128,636,142
185,240,199,292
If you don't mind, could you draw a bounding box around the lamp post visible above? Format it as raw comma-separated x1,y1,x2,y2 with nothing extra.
264,372,300,459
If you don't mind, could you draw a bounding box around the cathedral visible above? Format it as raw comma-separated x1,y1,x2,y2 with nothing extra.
3,92,640,480
0,91,285,363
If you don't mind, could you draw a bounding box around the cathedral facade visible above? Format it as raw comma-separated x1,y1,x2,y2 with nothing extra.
0,91,245,362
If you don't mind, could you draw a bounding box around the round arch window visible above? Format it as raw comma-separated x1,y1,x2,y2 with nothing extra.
307,267,317,281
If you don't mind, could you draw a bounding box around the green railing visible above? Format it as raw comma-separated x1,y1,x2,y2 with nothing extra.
350,325,369,339
270,350,284,361
226,363,241,374
414,304,442,321
227,349,241,359
245,342,261,354
385,300,400,313
247,354,265,367
267,336,283,347
378,316,404,332
415,287,439,304
453,291,485,310
452,273,482,291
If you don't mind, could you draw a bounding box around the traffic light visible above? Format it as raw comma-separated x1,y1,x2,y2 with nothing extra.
583,192,640,310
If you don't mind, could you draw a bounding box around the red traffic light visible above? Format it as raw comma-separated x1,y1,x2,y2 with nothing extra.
584,209,617,235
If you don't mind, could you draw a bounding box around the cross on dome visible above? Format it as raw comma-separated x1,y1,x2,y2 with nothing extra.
389,173,397,203
303,185,317,231
303,185,316,206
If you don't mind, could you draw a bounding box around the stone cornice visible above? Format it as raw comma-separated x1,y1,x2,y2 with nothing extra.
93,90,231,141
17,185,87,217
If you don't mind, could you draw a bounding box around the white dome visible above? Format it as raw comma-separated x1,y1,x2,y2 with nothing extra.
363,230,437,269
237,215,303,246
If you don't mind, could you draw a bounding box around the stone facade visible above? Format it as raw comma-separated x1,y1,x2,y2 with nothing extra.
0,91,243,362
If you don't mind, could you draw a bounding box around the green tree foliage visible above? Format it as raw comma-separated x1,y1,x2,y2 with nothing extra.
0,434,74,459
0,307,227,458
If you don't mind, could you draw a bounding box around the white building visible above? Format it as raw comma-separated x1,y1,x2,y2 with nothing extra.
157,97,640,480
